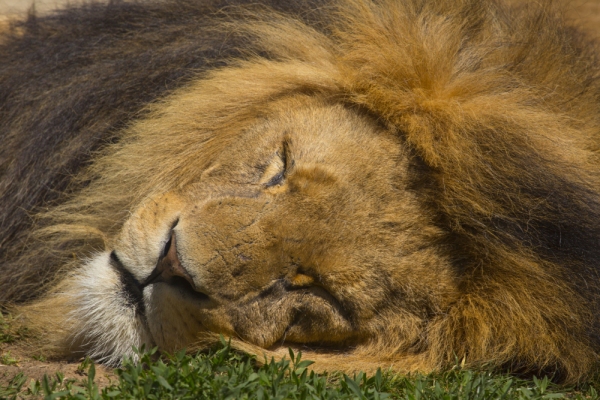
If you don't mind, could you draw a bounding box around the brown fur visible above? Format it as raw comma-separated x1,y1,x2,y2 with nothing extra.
2,0,600,383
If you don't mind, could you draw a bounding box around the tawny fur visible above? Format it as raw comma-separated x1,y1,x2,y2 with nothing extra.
1,0,600,384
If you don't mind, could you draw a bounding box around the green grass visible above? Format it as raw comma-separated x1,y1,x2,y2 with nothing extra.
0,313,29,345
1,340,599,400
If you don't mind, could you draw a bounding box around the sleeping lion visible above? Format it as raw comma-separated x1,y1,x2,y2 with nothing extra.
1,0,600,383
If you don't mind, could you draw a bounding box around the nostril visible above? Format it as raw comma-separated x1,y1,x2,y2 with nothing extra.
161,235,172,259
161,218,178,258
142,231,197,291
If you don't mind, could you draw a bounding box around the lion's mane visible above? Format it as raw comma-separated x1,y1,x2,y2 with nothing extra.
2,0,600,383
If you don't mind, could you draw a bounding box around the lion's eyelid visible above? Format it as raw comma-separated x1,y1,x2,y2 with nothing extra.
265,171,285,187
263,138,293,188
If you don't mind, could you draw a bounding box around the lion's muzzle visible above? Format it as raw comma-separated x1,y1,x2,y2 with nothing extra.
142,229,196,291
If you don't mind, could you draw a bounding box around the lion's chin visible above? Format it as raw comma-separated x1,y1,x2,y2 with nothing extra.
67,252,154,365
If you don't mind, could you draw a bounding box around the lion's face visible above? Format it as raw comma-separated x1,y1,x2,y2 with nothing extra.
79,96,455,359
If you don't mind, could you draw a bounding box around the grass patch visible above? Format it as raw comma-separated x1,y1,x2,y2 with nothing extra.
0,313,26,367
0,313,28,344
0,351,19,366
1,341,599,399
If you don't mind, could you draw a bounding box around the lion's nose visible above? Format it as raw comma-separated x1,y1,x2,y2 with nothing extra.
142,231,196,290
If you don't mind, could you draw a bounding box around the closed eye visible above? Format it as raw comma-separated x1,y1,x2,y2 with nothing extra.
265,170,285,187
262,138,292,188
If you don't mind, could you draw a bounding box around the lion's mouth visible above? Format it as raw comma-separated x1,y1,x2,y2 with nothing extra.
109,251,147,315
110,243,210,319
158,275,210,302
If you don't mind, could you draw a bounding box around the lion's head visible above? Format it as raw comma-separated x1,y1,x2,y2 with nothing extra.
65,94,454,367
2,0,600,383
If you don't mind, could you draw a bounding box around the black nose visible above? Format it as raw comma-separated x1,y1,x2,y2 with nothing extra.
142,231,196,290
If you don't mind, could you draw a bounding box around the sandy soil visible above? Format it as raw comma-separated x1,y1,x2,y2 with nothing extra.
0,329,115,389
0,0,600,391
0,0,76,15
0,355,115,389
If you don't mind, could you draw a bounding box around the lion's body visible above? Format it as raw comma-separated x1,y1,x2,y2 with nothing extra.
1,0,600,383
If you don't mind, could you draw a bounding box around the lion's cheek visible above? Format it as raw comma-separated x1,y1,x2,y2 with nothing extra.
143,283,295,349
225,290,358,348
280,298,359,345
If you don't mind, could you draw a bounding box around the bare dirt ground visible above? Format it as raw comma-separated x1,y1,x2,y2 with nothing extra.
0,319,116,389
0,0,600,391
0,354,116,389
0,0,72,15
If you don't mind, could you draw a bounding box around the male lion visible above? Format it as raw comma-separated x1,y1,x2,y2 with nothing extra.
1,0,600,383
